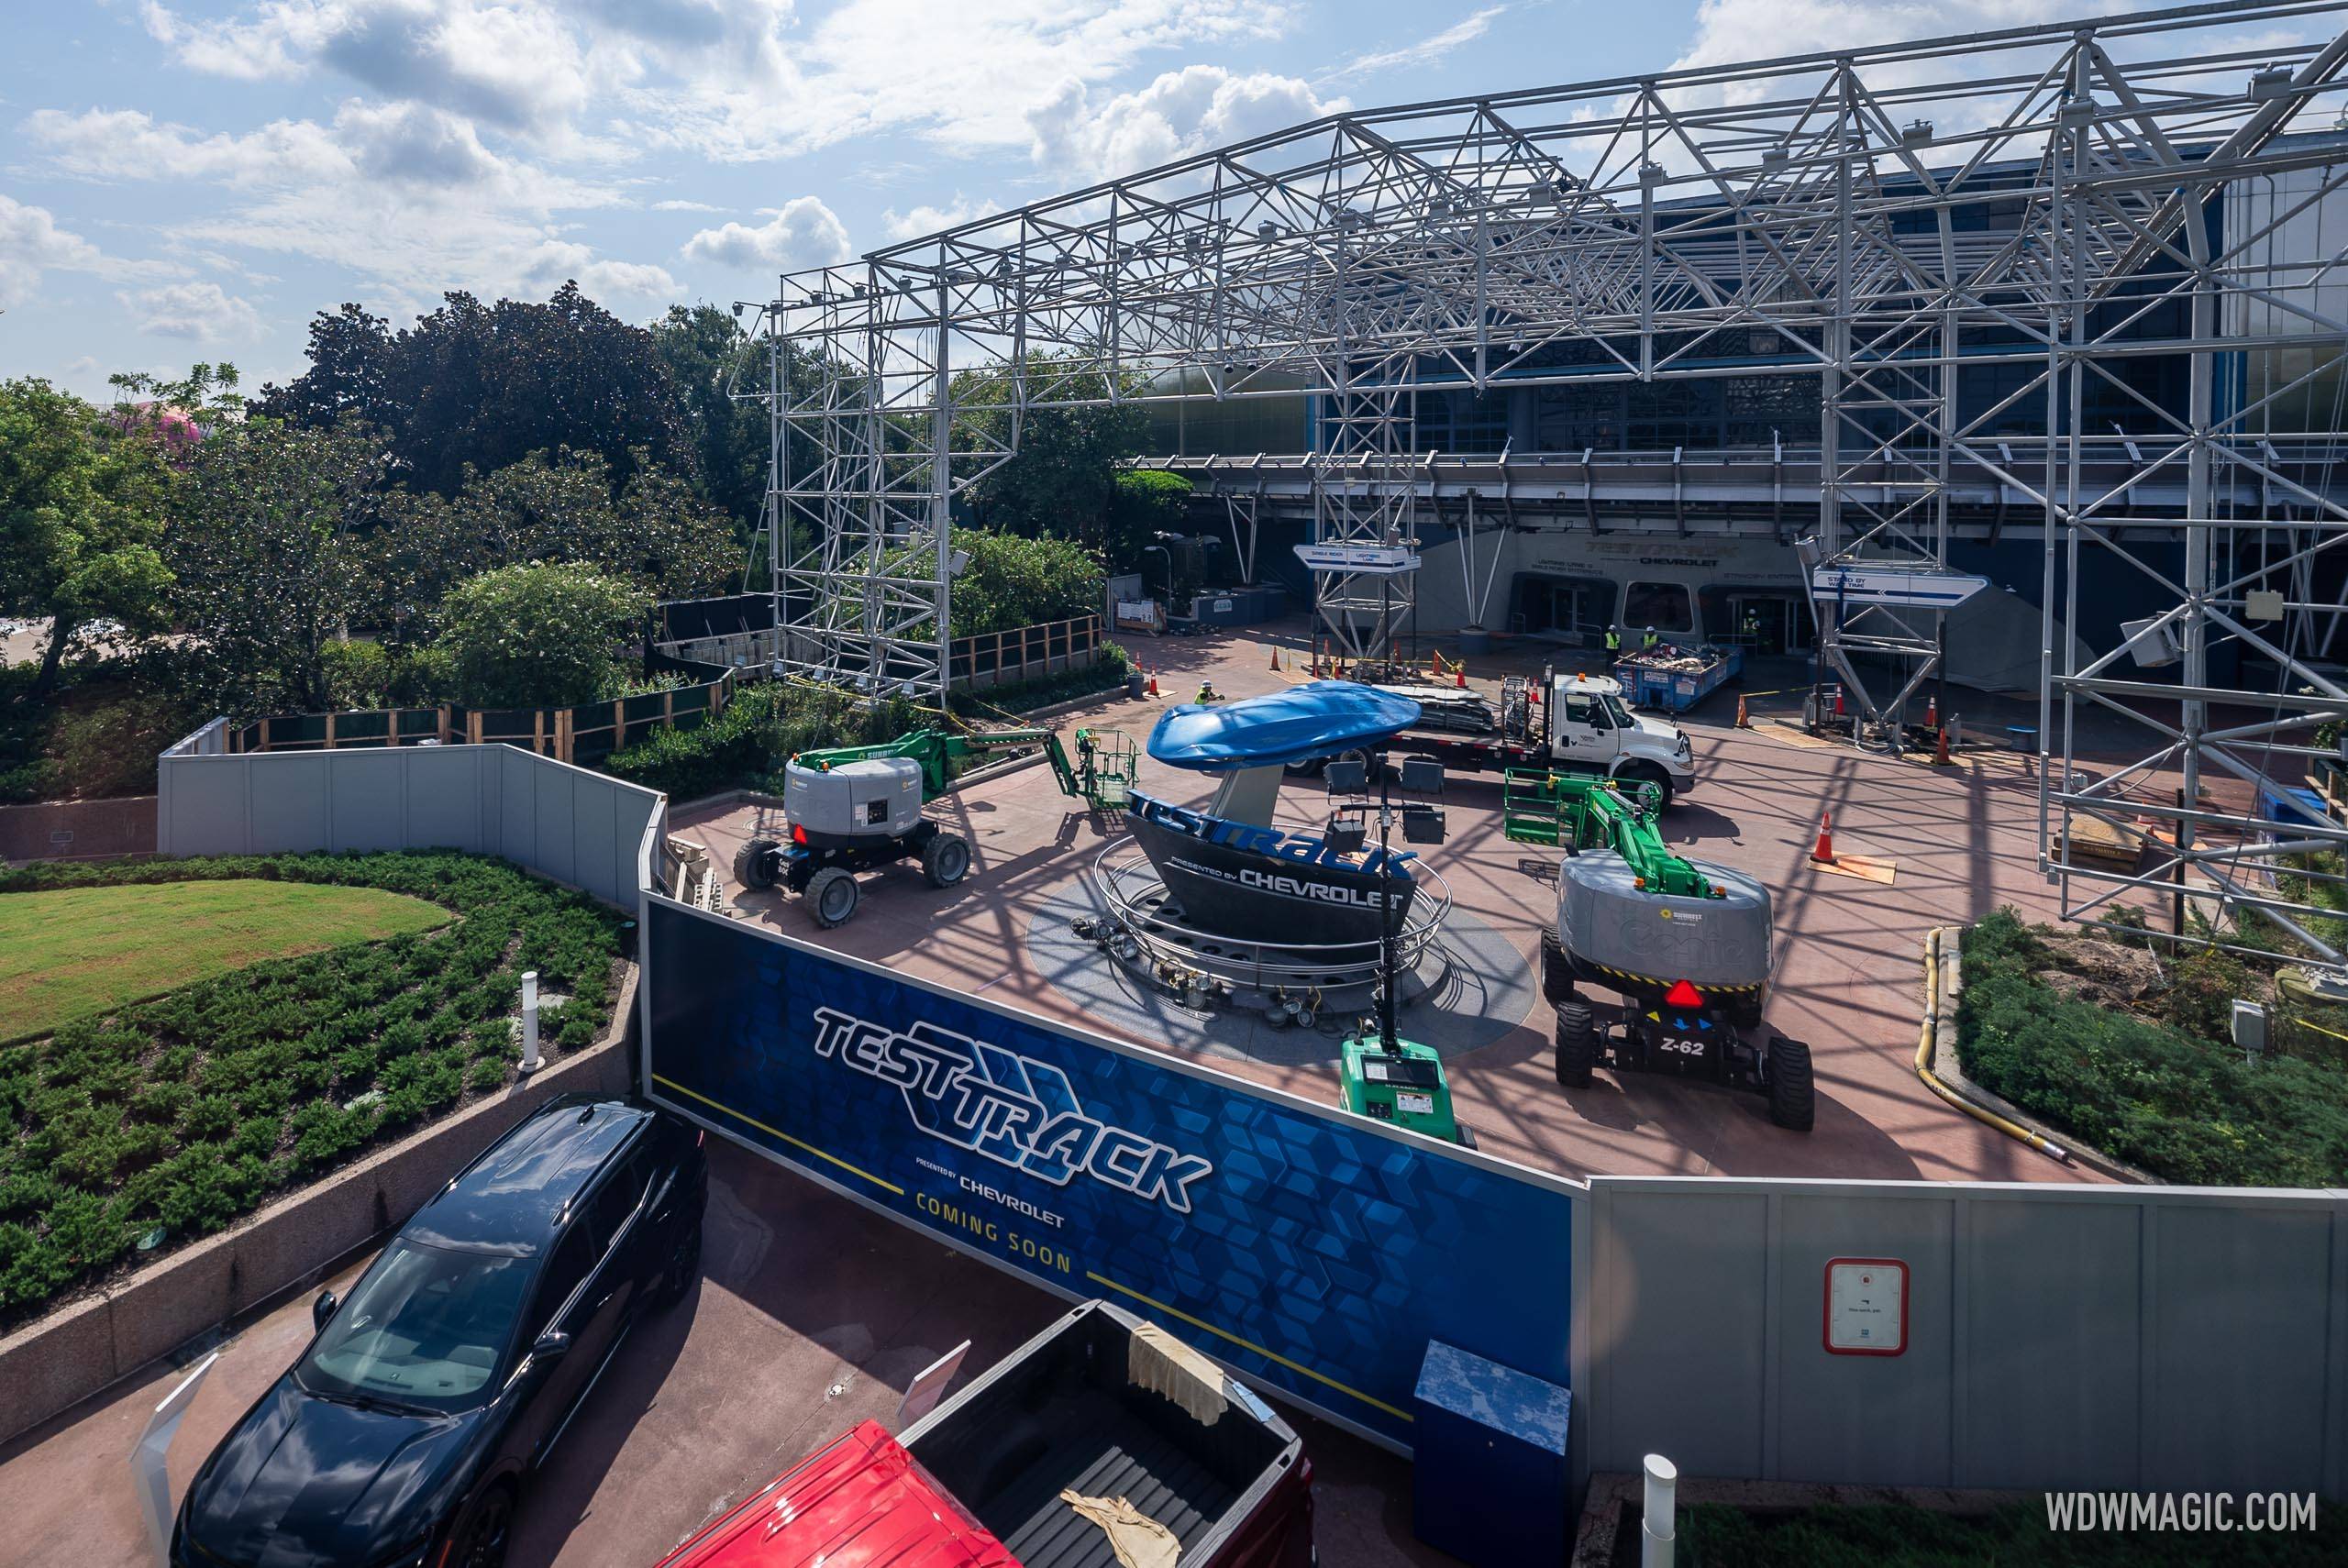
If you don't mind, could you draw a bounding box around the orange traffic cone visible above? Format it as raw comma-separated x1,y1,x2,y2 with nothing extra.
1832,685,1845,718
1269,645,1281,672
1811,812,1836,864
1455,664,1468,690
1734,692,1751,729
1923,692,1939,729
1146,668,1159,698
1935,725,1952,766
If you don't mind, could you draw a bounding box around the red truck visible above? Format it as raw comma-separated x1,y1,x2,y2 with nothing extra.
656,1300,1316,1568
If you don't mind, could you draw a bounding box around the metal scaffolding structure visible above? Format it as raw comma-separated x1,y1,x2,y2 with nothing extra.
762,0,2348,968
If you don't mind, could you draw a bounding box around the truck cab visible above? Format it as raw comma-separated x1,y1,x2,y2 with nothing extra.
1545,672,1695,807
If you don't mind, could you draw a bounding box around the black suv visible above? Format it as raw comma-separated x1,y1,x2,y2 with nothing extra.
174,1096,708,1568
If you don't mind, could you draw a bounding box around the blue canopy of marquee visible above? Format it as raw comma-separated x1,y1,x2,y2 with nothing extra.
1145,680,1423,772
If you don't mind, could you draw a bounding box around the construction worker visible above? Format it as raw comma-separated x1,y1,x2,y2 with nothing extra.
1742,606,1763,650
1603,624,1623,659
1195,679,1221,705
1643,625,1660,652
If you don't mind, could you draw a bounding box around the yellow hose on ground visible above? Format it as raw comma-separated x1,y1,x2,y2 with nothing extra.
1915,927,2073,1165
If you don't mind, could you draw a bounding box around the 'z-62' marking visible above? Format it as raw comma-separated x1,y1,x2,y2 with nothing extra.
811,1007,1215,1213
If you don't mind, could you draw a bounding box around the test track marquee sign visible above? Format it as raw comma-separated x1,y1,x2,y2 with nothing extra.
643,895,1578,1451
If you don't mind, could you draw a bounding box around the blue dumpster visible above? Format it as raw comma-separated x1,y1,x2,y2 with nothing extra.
1412,1340,1573,1567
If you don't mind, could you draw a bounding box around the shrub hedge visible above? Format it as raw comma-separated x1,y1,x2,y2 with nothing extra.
0,852,623,1322
1955,909,2348,1187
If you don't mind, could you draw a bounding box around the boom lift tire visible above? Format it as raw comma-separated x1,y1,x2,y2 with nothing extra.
1767,1034,1816,1132
921,832,972,889
805,867,860,928
1539,931,1576,1004
733,837,781,891
1554,1001,1598,1088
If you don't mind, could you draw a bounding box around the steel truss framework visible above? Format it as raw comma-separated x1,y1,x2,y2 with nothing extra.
764,0,2348,968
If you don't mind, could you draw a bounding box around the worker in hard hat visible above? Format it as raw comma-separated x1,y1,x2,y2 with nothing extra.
1643,625,1660,651
1195,679,1221,705
1603,624,1622,660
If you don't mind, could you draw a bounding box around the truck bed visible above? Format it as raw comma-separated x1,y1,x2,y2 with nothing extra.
903,1302,1302,1568
973,1386,1241,1567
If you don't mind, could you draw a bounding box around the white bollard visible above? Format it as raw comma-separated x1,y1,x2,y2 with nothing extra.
134,1351,219,1568
1641,1452,1678,1568
519,970,541,1074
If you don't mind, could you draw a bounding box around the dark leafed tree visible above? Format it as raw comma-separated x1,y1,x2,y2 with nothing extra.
649,304,842,543
258,283,696,500
166,419,391,713
376,446,739,616
952,358,1152,561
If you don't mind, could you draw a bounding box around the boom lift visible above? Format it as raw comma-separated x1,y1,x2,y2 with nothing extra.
1507,769,1813,1131
732,725,1135,928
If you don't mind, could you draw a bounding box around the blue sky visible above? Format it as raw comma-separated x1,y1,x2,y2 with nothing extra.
1,0,2132,401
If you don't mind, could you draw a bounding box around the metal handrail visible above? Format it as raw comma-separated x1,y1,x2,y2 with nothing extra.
1086,838,1456,993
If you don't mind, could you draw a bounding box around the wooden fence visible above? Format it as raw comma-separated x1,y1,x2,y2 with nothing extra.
948,614,1104,691
222,613,1101,767
228,663,736,767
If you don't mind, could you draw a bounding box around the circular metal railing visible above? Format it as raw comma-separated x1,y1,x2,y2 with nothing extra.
1082,836,1456,994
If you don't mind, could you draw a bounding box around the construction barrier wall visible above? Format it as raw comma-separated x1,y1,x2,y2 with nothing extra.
637,893,1578,1452
155,736,662,910
139,734,2348,1500
1578,1175,2348,1500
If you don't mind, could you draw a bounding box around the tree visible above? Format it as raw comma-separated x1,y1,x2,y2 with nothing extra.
0,379,176,703
258,283,695,498
376,447,739,615
650,304,767,531
947,527,1103,635
954,359,1151,557
166,419,389,712
1106,469,1194,569
436,562,648,709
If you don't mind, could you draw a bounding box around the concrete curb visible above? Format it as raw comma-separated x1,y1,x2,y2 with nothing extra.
0,965,639,1448
1922,928,2155,1186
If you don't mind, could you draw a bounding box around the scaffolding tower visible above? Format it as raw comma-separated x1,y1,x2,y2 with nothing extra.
761,0,2348,970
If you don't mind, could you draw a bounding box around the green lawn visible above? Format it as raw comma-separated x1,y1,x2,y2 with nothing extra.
0,879,449,1043
0,853,622,1322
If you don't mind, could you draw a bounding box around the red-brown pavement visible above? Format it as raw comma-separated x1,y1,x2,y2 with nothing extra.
679,621,2106,1186
0,1139,1452,1568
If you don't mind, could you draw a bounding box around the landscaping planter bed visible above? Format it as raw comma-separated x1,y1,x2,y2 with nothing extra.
0,851,626,1325
1955,910,2348,1188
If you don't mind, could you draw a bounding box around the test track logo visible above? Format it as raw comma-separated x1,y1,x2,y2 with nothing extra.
811,1006,1215,1214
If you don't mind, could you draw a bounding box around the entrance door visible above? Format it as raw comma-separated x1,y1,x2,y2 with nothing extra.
1727,593,1813,656
1510,575,1613,643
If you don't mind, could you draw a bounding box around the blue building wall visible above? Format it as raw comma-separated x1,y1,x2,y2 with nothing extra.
641,895,1581,1452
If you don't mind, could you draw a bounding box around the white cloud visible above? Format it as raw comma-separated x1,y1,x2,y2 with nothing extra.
651,198,722,212
0,194,173,310
26,104,667,312
1669,0,2115,72
880,195,1001,242
120,280,267,340
1325,7,1505,83
681,196,852,271
24,107,350,186
1028,66,1341,182
140,0,1296,164
142,0,591,136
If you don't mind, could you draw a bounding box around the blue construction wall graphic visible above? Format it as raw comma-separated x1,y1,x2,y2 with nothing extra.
643,896,1576,1450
